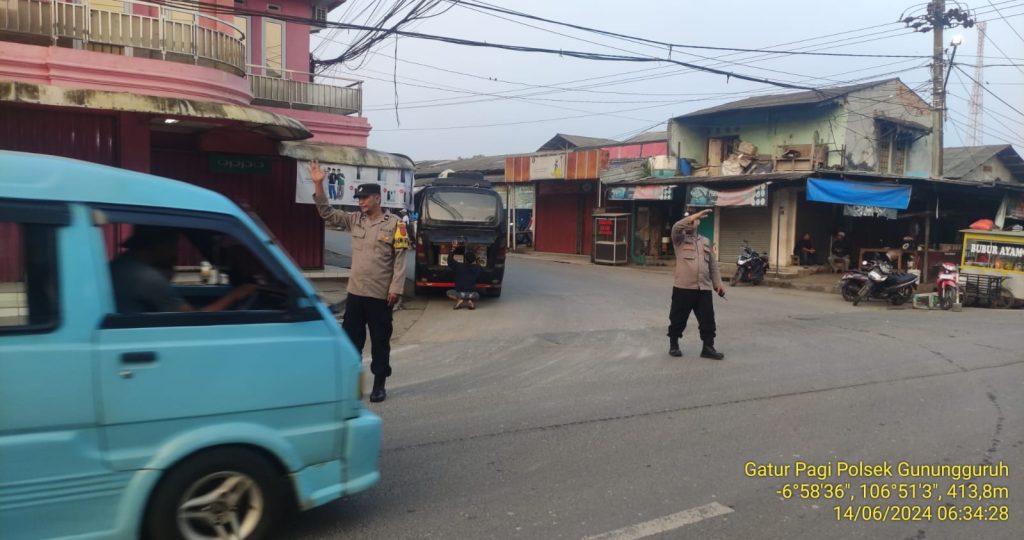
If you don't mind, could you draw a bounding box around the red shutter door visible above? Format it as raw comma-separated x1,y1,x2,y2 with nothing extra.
535,193,580,254
0,105,117,280
151,150,324,269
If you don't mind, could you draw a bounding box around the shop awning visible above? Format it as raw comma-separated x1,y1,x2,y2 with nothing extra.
0,81,312,140
278,141,414,169
606,184,674,201
806,178,912,209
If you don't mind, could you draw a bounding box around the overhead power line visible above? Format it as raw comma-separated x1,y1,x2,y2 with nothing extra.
954,65,1024,118
986,0,1024,45
444,0,932,59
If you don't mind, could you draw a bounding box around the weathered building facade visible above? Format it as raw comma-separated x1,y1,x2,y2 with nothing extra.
0,0,410,277
660,78,939,271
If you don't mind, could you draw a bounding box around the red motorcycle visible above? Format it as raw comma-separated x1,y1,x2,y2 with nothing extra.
936,262,962,310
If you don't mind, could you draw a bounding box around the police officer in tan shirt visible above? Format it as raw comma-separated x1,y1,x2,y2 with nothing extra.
309,161,409,402
668,208,725,360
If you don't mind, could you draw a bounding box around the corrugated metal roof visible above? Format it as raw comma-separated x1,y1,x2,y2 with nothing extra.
943,145,1024,181
674,79,897,119
415,154,509,176
537,133,619,151
622,131,668,144
277,142,414,169
600,160,648,184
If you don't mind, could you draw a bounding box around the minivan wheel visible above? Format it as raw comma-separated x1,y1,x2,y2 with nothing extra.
485,287,502,298
145,448,286,540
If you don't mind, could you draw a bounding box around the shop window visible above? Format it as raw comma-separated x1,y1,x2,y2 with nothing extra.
263,18,285,78
876,120,914,175
963,237,1024,271
232,15,250,67
707,136,740,166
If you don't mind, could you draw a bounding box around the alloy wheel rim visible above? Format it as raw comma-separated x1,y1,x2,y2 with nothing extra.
176,471,264,540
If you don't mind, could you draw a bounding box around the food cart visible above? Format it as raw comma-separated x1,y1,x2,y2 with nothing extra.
592,213,630,265
959,229,1024,308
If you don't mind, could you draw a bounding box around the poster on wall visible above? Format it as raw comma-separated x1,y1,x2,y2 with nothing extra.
687,183,767,207
512,185,535,209
529,154,565,180
295,161,412,209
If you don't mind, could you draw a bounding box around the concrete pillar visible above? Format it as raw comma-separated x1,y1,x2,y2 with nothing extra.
769,187,800,271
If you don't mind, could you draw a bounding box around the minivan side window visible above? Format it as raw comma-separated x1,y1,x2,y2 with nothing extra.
94,207,318,328
0,202,66,334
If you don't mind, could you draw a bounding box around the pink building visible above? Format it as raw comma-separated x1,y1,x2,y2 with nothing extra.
0,0,405,269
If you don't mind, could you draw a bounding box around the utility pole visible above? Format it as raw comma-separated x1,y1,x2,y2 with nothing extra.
968,21,986,146
930,0,945,180
904,1,974,176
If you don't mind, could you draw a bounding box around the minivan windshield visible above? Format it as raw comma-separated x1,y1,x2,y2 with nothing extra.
424,191,500,225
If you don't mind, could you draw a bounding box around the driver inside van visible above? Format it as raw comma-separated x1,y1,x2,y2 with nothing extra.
110,226,257,314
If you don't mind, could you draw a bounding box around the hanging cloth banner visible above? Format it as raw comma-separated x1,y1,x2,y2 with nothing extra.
807,178,911,209
606,185,674,201
687,183,767,207
843,205,897,219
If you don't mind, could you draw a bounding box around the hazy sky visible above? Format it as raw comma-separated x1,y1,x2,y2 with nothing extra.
312,0,1024,161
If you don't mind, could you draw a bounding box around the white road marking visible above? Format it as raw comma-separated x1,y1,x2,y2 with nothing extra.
584,502,734,540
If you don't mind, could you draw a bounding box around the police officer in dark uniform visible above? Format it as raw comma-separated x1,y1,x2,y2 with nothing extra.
668,208,725,360
308,161,410,402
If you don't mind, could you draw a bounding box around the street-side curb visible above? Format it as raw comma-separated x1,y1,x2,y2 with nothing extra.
759,278,840,295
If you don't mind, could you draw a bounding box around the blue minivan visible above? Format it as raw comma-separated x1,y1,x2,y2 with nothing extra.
0,151,381,539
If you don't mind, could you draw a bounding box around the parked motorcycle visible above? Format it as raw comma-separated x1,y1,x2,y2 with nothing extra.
731,240,769,286
936,261,962,310
851,258,919,306
838,265,870,302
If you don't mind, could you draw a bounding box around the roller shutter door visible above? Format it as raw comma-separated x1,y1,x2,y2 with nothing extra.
717,206,771,264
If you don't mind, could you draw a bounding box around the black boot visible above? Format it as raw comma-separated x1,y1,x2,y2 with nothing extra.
701,342,725,360
669,337,682,357
369,377,387,403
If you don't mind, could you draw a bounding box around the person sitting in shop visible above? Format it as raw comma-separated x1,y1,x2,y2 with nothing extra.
794,232,817,267
828,231,851,272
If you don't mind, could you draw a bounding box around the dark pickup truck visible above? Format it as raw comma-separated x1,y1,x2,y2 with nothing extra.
413,174,507,297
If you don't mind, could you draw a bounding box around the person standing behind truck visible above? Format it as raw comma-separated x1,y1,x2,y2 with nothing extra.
308,160,409,403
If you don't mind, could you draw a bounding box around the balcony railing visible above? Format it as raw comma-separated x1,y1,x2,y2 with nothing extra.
1,0,245,75
248,65,363,116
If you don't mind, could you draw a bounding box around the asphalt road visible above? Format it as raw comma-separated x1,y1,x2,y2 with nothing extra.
291,236,1023,540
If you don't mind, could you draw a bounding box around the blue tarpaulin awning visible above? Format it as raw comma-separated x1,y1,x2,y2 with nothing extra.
806,178,912,209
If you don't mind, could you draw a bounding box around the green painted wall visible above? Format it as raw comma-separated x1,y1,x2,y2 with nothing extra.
671,105,848,168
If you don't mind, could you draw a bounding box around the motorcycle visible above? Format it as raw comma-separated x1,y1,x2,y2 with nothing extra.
838,266,869,302
851,258,919,306
731,240,769,286
935,261,962,310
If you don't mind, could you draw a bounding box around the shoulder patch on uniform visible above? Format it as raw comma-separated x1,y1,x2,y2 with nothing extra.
393,223,411,250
